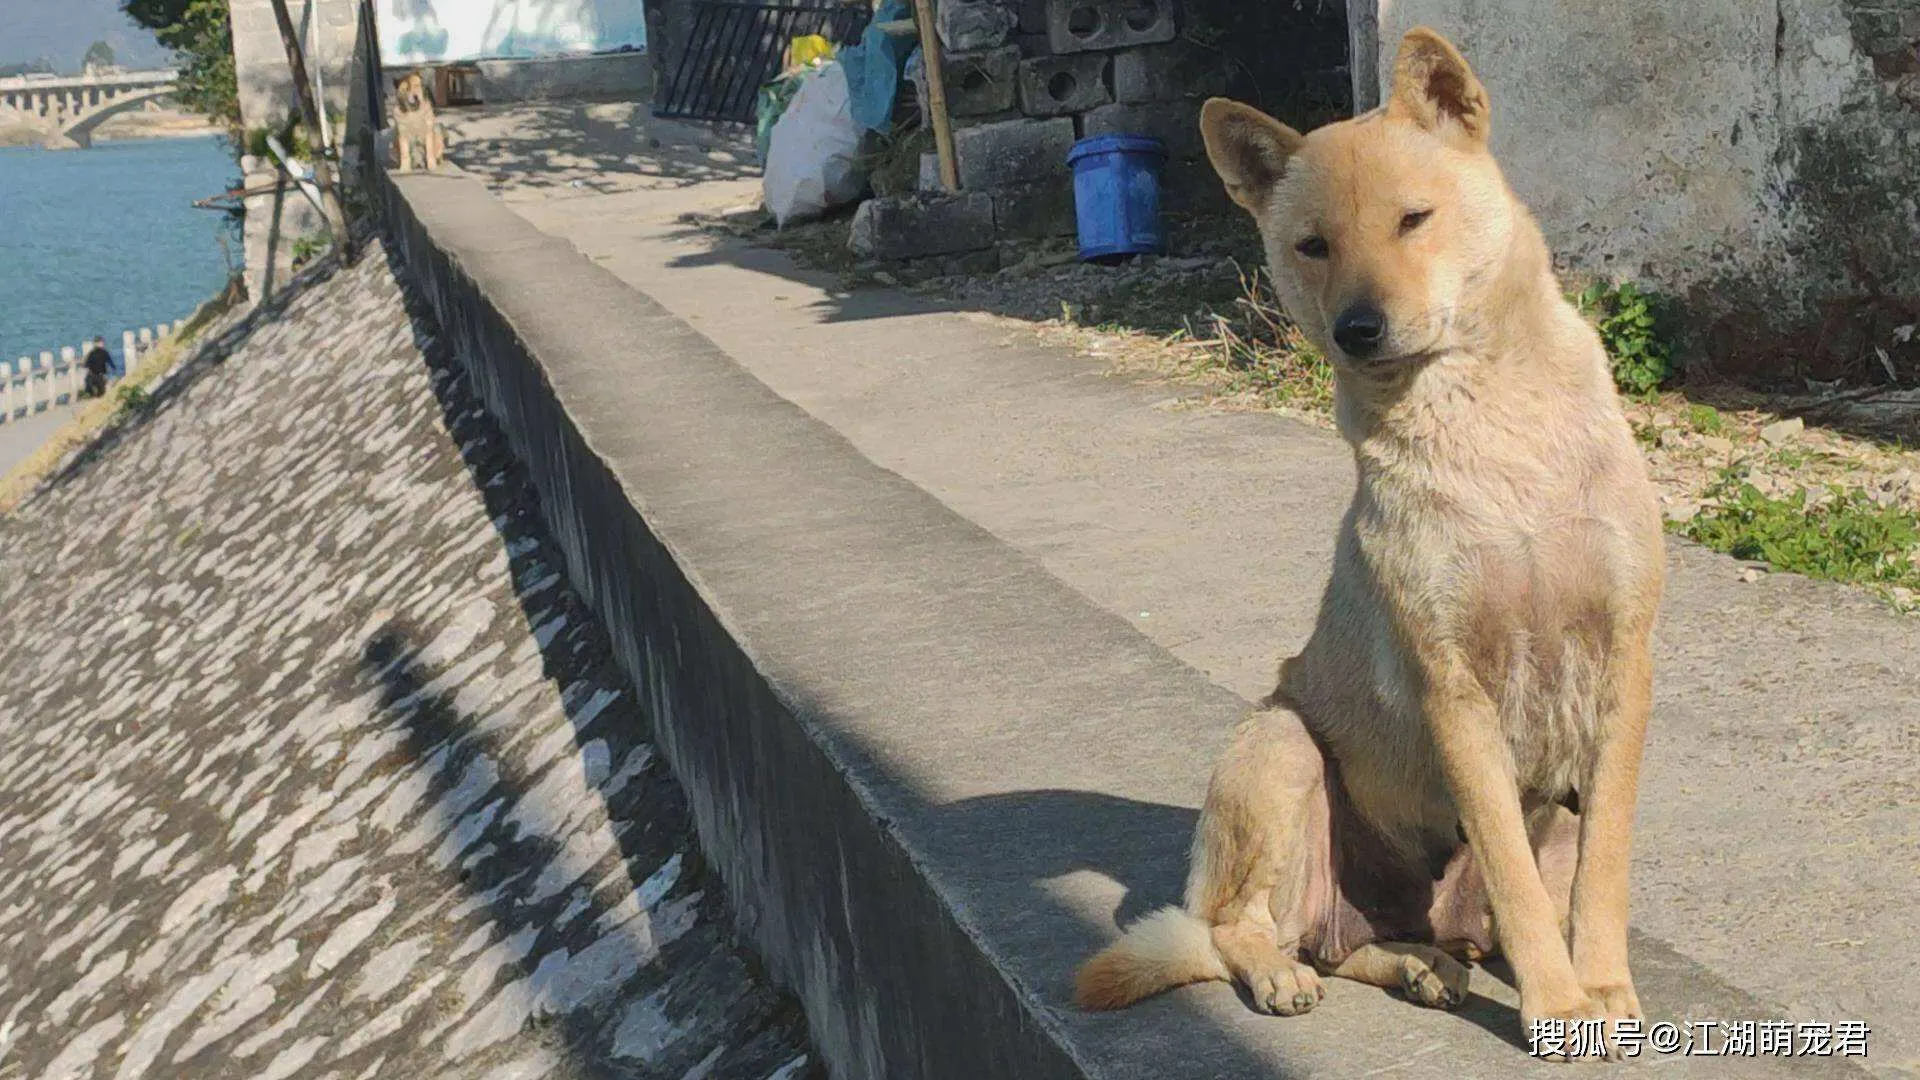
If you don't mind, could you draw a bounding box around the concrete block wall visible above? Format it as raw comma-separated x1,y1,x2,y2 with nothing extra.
1353,0,1920,382
862,0,1349,262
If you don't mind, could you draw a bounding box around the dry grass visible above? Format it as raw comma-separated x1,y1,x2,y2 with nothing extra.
1164,266,1337,411
0,288,236,515
1043,265,1337,419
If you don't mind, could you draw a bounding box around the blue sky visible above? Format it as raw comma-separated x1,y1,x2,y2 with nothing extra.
1,0,171,73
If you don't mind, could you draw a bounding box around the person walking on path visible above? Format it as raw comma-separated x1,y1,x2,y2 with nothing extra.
83,337,112,399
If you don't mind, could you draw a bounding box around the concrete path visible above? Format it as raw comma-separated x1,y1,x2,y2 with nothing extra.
0,401,80,476
0,245,812,1079
443,106,1919,1078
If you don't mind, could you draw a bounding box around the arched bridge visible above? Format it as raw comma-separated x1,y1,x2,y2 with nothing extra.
0,69,180,149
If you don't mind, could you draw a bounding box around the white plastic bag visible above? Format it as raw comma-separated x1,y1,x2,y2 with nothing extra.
763,61,868,227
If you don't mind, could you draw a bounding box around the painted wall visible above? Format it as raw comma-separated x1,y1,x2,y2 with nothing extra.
376,0,648,65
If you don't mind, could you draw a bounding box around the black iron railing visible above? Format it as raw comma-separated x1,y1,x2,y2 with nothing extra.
656,1,871,124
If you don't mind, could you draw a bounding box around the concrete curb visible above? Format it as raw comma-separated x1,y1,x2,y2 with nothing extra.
377,170,1293,1079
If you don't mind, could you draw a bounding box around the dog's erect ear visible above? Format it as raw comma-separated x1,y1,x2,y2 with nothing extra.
1199,98,1304,213
1387,28,1490,143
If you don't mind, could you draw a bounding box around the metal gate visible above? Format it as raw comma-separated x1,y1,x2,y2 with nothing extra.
656,1,871,123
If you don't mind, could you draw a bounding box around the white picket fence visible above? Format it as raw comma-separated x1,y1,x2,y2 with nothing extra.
0,321,185,424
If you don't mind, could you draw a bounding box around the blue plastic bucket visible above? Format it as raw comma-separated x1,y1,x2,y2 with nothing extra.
1067,133,1167,261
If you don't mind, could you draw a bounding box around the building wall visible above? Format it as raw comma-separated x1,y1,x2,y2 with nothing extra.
1354,0,1920,380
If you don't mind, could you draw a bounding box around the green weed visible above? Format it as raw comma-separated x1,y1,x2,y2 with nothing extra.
1574,280,1677,397
290,233,330,268
1677,471,1920,593
1686,403,1725,435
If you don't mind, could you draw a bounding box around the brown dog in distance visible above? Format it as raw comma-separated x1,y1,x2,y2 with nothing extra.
391,71,443,172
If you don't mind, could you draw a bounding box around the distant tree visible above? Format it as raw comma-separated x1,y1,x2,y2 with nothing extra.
0,57,56,79
121,0,239,141
84,40,118,71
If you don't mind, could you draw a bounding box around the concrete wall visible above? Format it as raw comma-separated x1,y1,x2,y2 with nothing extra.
374,162,1466,1080
242,167,329,304
1353,0,1920,380
377,170,1110,1080
230,0,361,130
466,51,653,103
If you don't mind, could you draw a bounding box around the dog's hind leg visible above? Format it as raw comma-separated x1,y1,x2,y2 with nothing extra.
1329,943,1470,1009
1188,704,1334,1016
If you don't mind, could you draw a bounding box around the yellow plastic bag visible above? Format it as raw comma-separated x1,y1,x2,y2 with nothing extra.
784,34,834,72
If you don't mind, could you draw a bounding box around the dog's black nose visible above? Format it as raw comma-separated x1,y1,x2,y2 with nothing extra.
1332,306,1387,358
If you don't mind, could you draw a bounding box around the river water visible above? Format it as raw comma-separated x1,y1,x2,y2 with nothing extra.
0,134,236,363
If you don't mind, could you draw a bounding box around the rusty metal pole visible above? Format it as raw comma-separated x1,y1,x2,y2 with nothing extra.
268,0,359,263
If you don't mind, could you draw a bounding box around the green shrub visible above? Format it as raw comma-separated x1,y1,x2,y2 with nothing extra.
244,116,313,163
1575,280,1676,397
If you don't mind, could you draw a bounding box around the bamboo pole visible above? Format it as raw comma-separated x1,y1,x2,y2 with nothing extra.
911,0,960,191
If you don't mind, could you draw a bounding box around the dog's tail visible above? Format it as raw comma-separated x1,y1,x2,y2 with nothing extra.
1075,906,1229,1010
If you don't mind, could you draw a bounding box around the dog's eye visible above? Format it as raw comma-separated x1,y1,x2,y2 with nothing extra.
1399,209,1433,234
1294,236,1329,259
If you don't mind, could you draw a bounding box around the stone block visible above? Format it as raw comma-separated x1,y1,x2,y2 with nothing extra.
945,246,1006,275
1017,54,1111,116
1017,0,1049,35
1045,0,1176,54
952,116,1076,189
1112,41,1231,103
849,192,998,261
992,178,1079,238
1014,32,1054,57
937,0,1016,52
944,46,1022,117
1082,100,1205,160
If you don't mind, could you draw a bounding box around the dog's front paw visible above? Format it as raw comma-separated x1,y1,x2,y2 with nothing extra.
1523,994,1620,1063
1582,981,1641,1023
1246,962,1324,1016
1401,951,1469,1010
